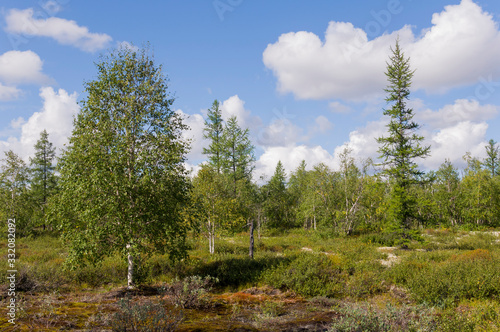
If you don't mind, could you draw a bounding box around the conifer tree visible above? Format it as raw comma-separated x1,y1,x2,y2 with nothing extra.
483,139,499,177
263,161,291,229
376,39,430,231
203,100,224,174
30,129,57,230
221,116,255,192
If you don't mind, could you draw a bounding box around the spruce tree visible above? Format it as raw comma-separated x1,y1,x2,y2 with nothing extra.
376,39,430,232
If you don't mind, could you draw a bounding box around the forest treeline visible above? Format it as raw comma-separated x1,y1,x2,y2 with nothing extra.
0,43,499,287
2,127,499,238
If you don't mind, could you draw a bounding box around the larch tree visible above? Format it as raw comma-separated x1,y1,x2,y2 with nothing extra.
30,129,57,230
203,100,224,174
57,46,191,288
376,39,430,232
221,116,255,194
263,161,291,229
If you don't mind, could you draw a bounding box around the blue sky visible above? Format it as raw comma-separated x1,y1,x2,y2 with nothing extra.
1,0,500,180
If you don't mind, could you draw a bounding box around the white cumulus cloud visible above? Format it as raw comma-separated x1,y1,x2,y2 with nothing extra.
333,99,497,170
176,109,206,162
263,0,500,100
5,8,112,52
0,83,21,100
220,95,262,130
255,144,336,181
0,87,79,160
0,50,50,85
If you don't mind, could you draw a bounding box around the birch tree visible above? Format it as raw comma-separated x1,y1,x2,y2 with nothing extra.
57,46,190,288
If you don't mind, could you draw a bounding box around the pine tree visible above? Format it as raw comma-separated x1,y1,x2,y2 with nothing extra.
30,129,57,230
203,100,224,174
376,39,430,231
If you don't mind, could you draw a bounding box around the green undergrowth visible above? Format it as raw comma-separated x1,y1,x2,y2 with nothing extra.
0,228,499,330
387,248,500,307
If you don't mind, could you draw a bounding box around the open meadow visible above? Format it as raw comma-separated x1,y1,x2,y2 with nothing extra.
1,228,499,331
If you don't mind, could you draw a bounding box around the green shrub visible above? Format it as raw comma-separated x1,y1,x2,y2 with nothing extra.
262,252,347,297
193,253,287,289
362,229,423,247
330,302,437,331
259,301,285,318
389,250,500,307
71,254,126,287
435,308,476,332
162,275,217,309
110,298,183,332
346,270,385,299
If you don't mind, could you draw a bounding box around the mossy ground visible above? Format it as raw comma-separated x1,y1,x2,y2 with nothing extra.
0,228,499,331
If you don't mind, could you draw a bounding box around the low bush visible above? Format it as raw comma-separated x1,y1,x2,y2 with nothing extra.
388,249,500,307
161,275,217,309
110,298,183,332
262,252,347,298
329,302,437,331
192,253,287,289
362,229,423,247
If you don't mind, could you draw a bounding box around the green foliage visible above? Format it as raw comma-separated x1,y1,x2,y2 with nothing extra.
191,166,243,254
202,100,225,174
377,39,430,230
194,253,286,289
0,150,36,236
483,139,500,177
334,147,367,235
330,302,437,332
55,45,191,286
458,153,500,227
221,115,255,185
258,301,285,319
162,275,217,309
110,298,183,332
388,249,500,307
262,252,348,298
262,161,294,229
363,229,423,247
29,129,58,230
432,160,461,226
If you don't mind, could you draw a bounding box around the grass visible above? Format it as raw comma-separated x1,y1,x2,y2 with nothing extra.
0,228,499,330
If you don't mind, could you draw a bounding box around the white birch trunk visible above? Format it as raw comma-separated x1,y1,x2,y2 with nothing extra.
208,218,212,254
126,243,134,289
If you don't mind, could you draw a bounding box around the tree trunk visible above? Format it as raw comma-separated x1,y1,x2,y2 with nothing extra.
313,204,317,230
208,218,212,254
211,222,215,254
126,244,135,289
257,213,261,240
249,218,254,259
